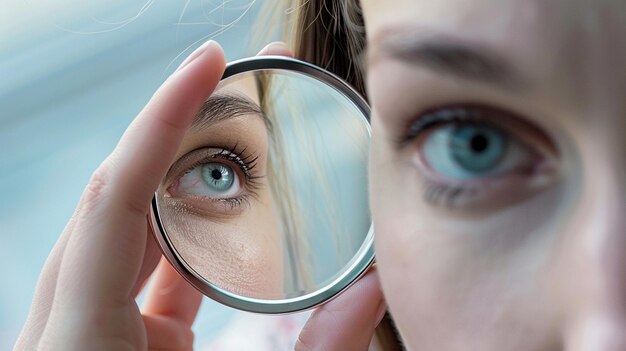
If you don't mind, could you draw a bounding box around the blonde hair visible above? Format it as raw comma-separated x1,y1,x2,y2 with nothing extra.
255,1,404,348
253,0,367,96
256,69,363,296
255,71,315,294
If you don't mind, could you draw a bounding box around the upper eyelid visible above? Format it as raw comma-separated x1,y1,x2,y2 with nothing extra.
397,105,504,147
188,153,249,179
399,105,559,157
164,148,248,188
210,148,260,180
399,107,482,146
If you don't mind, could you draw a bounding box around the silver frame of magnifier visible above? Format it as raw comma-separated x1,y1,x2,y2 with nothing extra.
149,56,374,314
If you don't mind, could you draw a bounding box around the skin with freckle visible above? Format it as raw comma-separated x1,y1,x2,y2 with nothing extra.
356,0,626,349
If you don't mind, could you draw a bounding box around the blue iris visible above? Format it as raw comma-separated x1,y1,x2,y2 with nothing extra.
449,124,507,173
201,163,234,192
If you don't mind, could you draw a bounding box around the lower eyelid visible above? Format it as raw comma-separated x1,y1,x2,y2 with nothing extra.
415,157,560,210
162,195,250,218
419,174,553,210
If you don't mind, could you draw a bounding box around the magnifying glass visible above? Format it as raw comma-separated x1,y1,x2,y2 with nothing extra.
149,56,373,314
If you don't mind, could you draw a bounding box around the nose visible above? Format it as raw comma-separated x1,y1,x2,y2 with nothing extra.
562,150,626,351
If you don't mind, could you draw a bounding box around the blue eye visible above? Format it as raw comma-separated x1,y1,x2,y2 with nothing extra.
449,125,507,172
201,163,235,192
422,122,531,180
177,161,241,197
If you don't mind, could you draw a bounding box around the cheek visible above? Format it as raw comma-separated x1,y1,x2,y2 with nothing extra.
162,202,285,299
374,211,563,350
371,134,567,349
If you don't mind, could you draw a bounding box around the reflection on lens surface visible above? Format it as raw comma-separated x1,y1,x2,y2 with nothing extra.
155,68,370,301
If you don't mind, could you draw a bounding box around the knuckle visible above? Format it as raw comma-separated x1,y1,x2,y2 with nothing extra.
80,157,150,217
81,161,113,212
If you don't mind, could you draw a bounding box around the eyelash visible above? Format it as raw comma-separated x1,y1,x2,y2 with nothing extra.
422,183,477,207
214,196,251,210
174,143,263,210
398,106,492,147
184,143,261,183
401,105,555,208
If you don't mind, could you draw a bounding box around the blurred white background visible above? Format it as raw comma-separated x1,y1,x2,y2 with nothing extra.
0,1,309,349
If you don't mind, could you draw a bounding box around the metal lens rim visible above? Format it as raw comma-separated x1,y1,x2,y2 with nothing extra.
150,56,374,314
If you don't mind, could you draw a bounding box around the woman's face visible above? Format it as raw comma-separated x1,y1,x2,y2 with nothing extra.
362,0,626,349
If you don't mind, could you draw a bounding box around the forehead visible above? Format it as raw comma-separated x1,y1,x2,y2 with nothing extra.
361,0,626,119
361,0,622,34
363,0,625,62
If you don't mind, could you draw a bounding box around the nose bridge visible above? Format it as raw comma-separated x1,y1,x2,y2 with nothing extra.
577,142,626,306
562,139,626,350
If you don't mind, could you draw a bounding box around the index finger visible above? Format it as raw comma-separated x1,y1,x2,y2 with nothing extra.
52,41,226,310
111,40,227,211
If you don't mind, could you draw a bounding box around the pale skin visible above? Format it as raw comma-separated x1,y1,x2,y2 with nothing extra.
14,42,384,351
363,0,626,350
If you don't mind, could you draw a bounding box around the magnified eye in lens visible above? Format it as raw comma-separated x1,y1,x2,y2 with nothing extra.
153,59,371,307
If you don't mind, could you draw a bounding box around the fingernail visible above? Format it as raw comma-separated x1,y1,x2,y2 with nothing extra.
176,40,217,72
257,41,291,56
375,300,388,327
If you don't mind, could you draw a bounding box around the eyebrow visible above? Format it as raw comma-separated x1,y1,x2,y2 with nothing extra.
369,31,526,91
192,92,272,133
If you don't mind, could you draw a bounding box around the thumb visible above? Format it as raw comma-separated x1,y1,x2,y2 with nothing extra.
296,268,386,351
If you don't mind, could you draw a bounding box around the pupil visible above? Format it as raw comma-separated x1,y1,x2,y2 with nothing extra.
470,134,488,153
211,169,222,180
